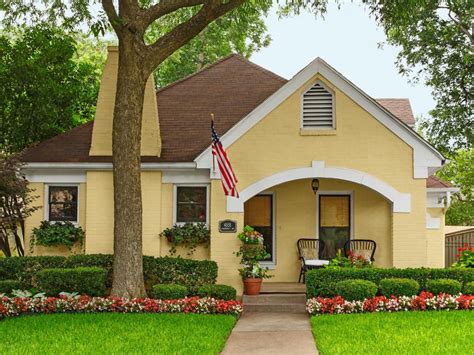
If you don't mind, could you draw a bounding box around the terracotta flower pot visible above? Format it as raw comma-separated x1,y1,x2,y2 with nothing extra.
243,278,263,295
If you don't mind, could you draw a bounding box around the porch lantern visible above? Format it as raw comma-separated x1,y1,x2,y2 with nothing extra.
311,179,320,194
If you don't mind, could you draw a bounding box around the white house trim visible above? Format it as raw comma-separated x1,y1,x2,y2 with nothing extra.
195,57,444,178
426,212,441,229
227,161,411,213
23,162,196,170
25,169,87,183
162,169,210,184
426,187,458,209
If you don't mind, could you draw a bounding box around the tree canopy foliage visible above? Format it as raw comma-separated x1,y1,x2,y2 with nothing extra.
0,25,104,154
437,149,474,225
147,1,272,87
0,154,38,257
365,0,473,154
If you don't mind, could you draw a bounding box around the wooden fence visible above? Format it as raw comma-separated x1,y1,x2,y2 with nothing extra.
445,228,474,267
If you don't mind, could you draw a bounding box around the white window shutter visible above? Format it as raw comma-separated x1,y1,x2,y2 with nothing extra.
302,82,334,129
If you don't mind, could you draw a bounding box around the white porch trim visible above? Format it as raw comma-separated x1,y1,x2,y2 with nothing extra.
227,161,411,213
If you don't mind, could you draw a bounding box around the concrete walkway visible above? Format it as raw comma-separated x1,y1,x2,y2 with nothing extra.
222,312,318,355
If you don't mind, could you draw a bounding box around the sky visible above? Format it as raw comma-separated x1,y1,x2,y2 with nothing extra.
250,2,435,120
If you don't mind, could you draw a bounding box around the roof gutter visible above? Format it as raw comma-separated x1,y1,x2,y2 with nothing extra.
22,162,198,170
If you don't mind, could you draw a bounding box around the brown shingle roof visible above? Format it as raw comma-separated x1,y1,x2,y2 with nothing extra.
19,54,418,165
375,98,415,126
427,175,453,188
156,54,287,162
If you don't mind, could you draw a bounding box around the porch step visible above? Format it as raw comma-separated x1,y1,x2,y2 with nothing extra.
243,294,307,314
260,282,306,294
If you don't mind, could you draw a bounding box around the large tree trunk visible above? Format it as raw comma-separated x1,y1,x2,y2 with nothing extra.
110,41,147,298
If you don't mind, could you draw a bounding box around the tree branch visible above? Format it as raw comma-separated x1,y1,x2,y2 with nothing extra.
102,0,123,35
439,5,474,45
142,0,206,28
144,0,244,72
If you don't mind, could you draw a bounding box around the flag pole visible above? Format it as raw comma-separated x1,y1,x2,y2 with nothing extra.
211,113,215,174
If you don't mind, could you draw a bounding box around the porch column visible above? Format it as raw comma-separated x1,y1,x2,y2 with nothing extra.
392,188,428,267
209,180,244,294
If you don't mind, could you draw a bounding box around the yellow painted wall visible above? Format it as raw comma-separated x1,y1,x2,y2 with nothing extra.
89,46,161,157
210,180,244,295
209,73,432,290
227,74,417,190
25,183,86,256
85,171,162,256
426,208,445,268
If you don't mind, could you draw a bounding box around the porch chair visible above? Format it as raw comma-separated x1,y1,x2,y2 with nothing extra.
343,239,376,262
297,238,328,283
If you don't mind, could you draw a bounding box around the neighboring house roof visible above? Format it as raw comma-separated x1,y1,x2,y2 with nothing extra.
19,54,437,170
375,98,415,126
426,175,454,188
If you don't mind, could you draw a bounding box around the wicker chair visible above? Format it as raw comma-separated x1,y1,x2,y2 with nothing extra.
297,238,328,283
343,239,376,262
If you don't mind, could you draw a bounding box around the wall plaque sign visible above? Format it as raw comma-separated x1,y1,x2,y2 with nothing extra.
219,220,237,233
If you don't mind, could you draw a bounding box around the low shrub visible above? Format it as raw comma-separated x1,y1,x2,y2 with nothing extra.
0,295,244,320
152,284,188,299
334,279,378,301
143,257,218,293
426,279,462,295
0,280,25,294
464,281,474,295
306,292,474,315
379,278,420,297
197,284,237,300
36,267,107,296
0,254,218,294
305,267,474,297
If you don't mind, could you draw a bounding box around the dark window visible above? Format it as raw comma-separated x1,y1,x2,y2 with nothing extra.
244,195,274,262
176,186,207,223
318,195,351,260
48,186,78,222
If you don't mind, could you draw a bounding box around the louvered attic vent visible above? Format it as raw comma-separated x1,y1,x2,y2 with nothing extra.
302,82,334,129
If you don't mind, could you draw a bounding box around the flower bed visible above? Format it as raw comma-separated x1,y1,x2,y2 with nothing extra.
0,295,243,320
306,292,474,315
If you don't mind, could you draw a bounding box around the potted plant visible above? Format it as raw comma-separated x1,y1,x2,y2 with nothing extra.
159,223,210,256
236,225,272,295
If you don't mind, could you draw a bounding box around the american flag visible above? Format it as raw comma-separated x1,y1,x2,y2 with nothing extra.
211,120,239,197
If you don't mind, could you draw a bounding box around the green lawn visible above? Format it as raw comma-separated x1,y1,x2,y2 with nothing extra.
312,311,474,355
0,313,236,354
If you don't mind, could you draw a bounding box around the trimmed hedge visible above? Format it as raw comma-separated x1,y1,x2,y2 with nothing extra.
0,254,218,293
335,280,378,301
0,280,25,294
36,267,107,296
306,267,474,297
464,281,474,295
425,279,462,295
197,284,237,300
152,284,188,299
379,278,420,297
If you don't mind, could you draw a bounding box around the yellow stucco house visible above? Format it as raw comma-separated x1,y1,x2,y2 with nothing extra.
20,47,455,292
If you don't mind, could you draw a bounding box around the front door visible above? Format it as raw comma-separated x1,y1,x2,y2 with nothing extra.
244,194,274,263
318,194,351,260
